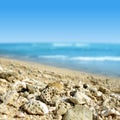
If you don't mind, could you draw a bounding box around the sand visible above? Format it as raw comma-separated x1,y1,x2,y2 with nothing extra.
0,57,120,120
0,57,119,92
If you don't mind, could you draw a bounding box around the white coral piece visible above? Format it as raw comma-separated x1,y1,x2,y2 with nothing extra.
38,100,49,114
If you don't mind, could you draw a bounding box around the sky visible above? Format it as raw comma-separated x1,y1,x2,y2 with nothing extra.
0,0,120,43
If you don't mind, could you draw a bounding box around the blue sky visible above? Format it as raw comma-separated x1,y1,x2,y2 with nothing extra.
0,0,120,43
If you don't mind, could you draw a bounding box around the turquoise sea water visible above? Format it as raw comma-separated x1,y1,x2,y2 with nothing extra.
0,43,120,77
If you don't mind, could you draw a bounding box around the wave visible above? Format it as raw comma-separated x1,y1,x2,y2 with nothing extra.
71,56,120,61
52,43,89,48
75,43,89,47
40,55,67,59
39,55,120,61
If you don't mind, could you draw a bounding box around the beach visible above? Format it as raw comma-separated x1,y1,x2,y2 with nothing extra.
0,57,120,120
0,43,120,77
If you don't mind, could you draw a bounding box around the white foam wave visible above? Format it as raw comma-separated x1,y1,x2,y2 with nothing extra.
52,43,89,48
40,55,67,59
71,56,120,61
39,55,120,61
75,43,89,47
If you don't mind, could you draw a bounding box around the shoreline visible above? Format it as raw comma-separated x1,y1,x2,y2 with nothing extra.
0,56,120,79
0,57,120,91
0,57,120,119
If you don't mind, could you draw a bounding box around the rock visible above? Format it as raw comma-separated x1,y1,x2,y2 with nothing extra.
0,104,10,115
13,81,26,91
0,71,18,82
20,91,29,98
26,84,42,94
101,108,120,117
88,87,103,100
22,78,34,84
73,91,92,105
36,81,47,91
48,106,56,112
0,78,8,85
27,94,35,99
66,97,80,105
98,86,110,94
0,114,7,119
47,81,64,92
89,87,98,94
63,105,93,120
92,91,103,101
0,79,9,96
53,115,62,120
102,97,118,109
0,65,3,71
95,91,102,97
90,106,99,120
2,90,19,106
22,99,49,115
40,87,60,105
103,98,110,107
110,93,120,101
0,103,14,116
16,96,28,106
14,111,25,118
23,78,46,91
56,101,71,115
64,80,75,90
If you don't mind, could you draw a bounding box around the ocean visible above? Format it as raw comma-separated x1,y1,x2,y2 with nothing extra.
0,43,120,77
